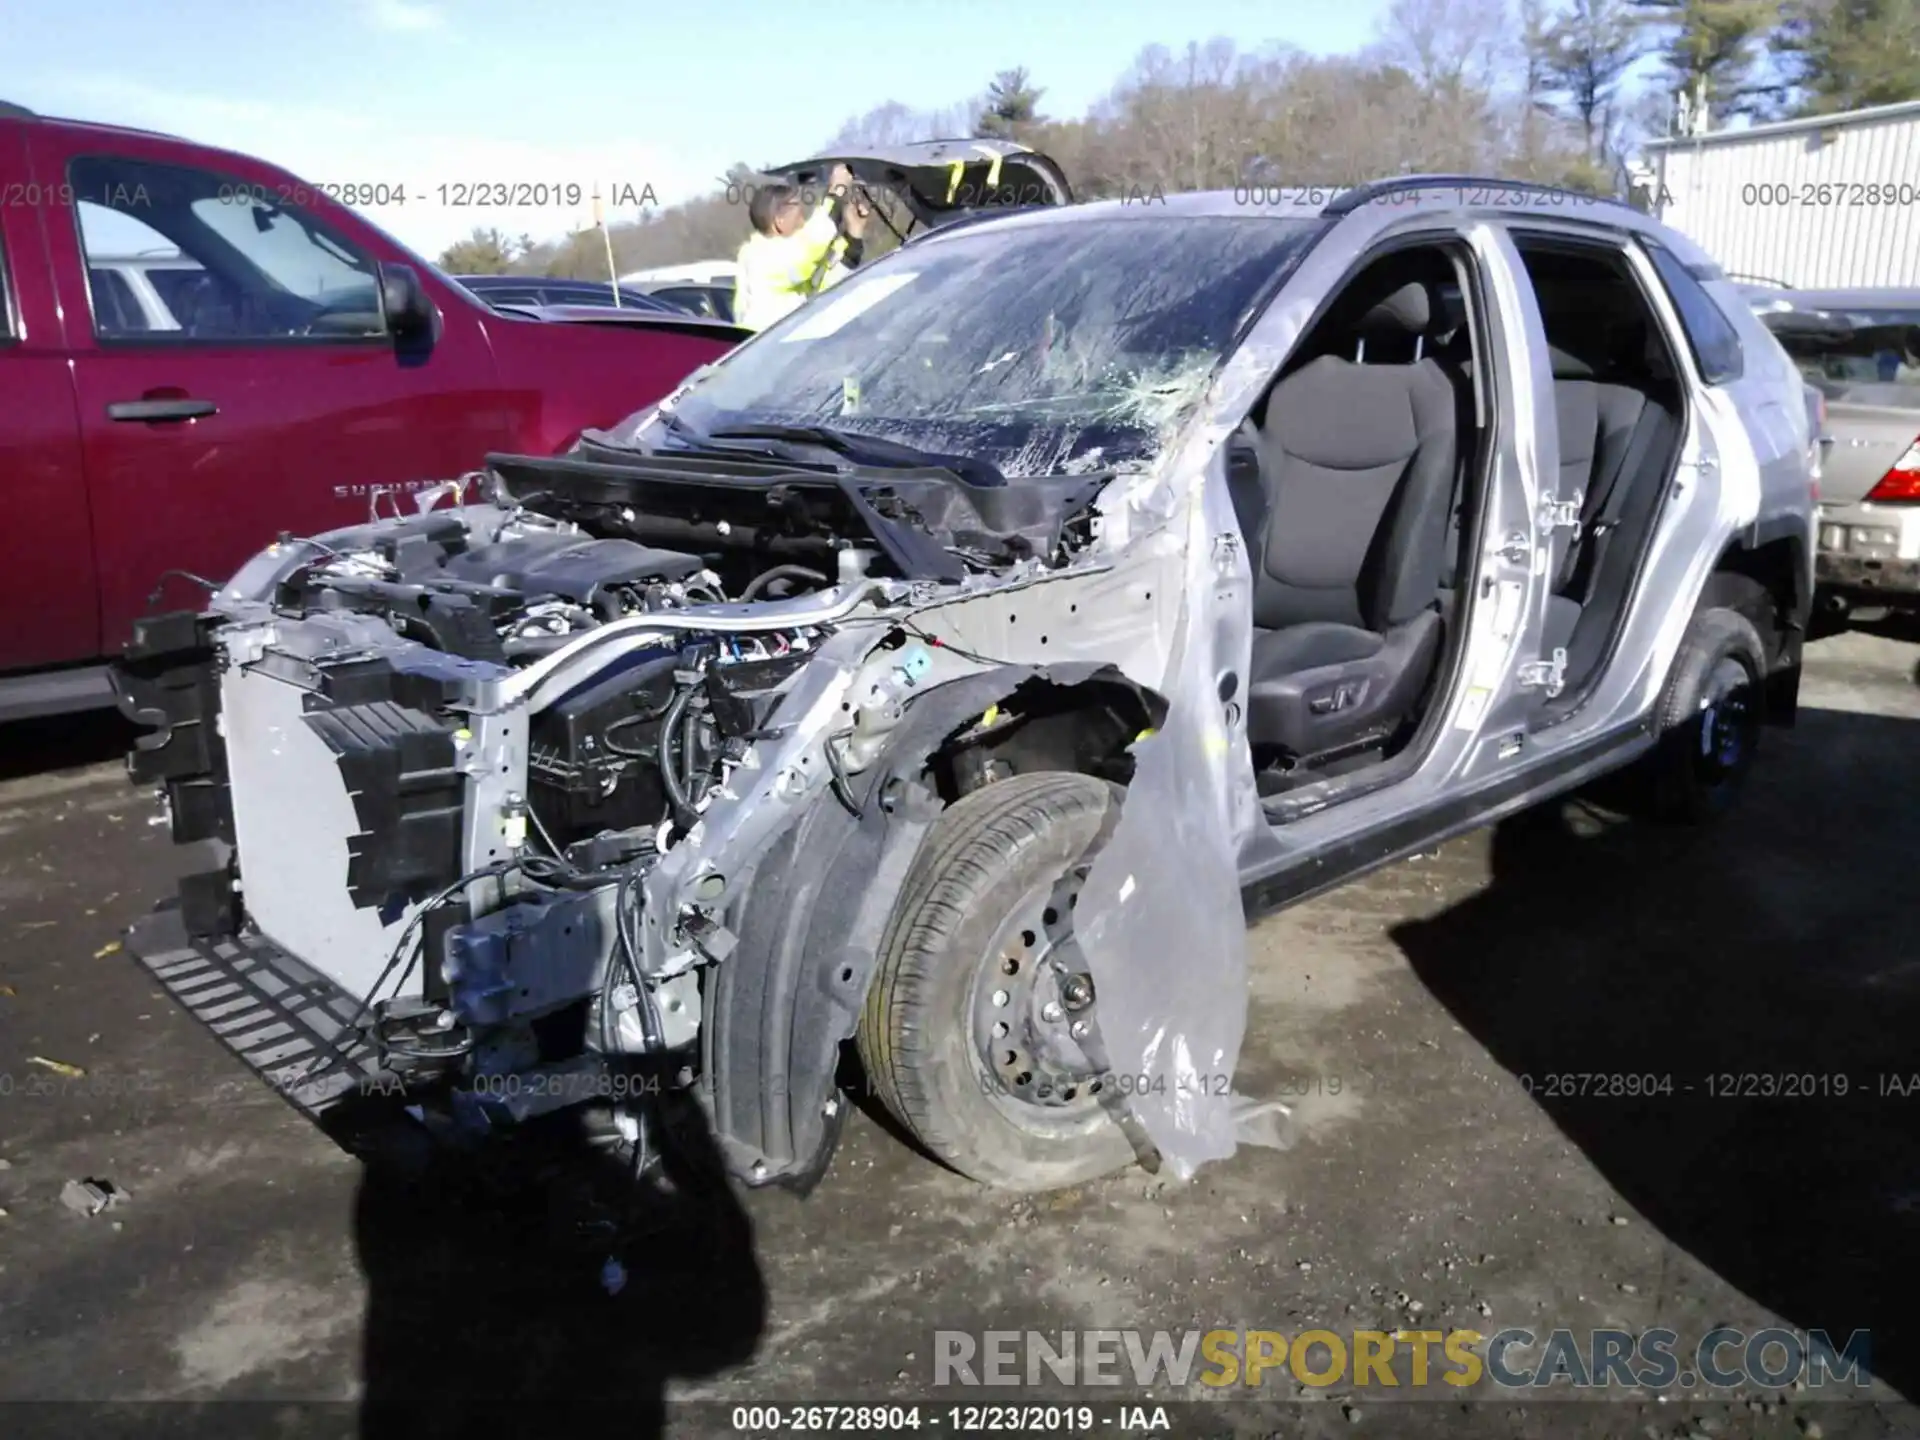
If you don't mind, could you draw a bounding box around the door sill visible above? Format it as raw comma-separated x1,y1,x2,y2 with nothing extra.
1241,721,1651,921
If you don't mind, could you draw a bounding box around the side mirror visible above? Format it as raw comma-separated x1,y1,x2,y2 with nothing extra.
378,263,438,343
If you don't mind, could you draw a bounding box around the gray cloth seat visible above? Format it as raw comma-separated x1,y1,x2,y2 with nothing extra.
1540,336,1680,663
1244,282,1460,759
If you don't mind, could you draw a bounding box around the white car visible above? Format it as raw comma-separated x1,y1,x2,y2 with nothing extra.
85,250,206,333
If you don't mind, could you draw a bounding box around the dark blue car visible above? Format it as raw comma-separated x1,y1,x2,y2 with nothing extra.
454,274,678,313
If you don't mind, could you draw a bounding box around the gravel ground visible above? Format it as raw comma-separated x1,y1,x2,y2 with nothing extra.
0,625,1916,1439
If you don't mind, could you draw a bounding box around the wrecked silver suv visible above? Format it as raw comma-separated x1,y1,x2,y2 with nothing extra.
115,170,1817,1192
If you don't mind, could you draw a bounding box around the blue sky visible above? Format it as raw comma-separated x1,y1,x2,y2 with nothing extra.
8,0,1394,257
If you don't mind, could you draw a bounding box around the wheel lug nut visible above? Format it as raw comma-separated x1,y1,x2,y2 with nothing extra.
1041,1001,1064,1023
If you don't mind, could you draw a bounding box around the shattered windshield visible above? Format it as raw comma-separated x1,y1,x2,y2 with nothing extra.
664,216,1325,478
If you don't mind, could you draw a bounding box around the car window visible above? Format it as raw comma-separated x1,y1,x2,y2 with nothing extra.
540,283,671,312
616,289,677,313
1766,308,1920,407
144,266,206,325
672,216,1327,477
87,267,149,335
656,285,719,317
69,155,386,343
1642,240,1743,384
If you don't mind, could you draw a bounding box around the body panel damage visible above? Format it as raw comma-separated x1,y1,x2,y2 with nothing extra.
112,183,1815,1190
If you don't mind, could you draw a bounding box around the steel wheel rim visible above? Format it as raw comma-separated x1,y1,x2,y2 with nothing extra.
1696,655,1756,783
966,865,1104,1116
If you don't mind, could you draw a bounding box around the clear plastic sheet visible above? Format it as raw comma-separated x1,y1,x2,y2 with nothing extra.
1073,454,1264,1180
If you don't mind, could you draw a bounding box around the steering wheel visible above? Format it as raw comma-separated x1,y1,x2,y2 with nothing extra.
291,298,383,338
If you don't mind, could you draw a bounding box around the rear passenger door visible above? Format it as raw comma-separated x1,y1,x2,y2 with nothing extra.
1497,221,1728,725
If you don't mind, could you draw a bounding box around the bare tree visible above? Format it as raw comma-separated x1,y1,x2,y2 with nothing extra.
1510,0,1561,165
437,226,521,274
1537,0,1645,164
576,10,1687,276
1376,0,1513,92
1105,38,1257,193
827,99,974,150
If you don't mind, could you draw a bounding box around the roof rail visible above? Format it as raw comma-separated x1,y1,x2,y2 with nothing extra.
0,101,35,119
1323,175,1623,217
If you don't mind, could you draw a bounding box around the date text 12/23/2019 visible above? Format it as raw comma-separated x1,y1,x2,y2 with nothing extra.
1519,1072,1920,1099
208,180,661,210
728,1404,1173,1434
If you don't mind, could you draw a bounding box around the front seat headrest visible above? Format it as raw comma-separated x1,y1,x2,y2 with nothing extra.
1359,282,1433,337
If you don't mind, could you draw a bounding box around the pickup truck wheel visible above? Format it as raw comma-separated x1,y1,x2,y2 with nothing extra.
857,772,1135,1191
1643,606,1768,823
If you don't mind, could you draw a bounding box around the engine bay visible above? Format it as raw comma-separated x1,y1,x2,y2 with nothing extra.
253,449,1108,858
111,446,1115,1152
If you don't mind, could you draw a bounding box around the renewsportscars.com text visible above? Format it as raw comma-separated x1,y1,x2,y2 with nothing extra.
933,1327,1871,1391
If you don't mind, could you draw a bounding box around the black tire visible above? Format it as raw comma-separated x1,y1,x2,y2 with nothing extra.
1642,606,1768,823
857,772,1136,1190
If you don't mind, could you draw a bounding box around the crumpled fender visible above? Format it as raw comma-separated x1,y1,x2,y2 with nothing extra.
703,662,1156,1188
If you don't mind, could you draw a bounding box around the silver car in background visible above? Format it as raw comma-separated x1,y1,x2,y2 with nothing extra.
1750,287,1920,618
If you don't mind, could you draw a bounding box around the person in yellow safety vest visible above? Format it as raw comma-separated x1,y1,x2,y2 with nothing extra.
817,180,871,292
733,163,865,332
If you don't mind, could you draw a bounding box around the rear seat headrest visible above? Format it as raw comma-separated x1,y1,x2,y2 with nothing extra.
1359,282,1432,337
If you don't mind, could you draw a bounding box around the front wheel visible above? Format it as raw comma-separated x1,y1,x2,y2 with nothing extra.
856,772,1136,1191
1641,606,1768,823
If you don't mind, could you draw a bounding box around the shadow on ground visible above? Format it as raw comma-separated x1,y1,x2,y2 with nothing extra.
1393,704,1920,1401
0,711,136,783
349,1094,766,1436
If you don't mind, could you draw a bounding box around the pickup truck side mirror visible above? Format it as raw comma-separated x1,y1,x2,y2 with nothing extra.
378,263,438,344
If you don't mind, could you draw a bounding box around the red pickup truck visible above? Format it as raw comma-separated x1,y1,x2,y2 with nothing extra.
0,100,743,720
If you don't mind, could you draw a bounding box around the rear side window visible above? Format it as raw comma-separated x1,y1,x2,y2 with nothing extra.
1643,240,1744,384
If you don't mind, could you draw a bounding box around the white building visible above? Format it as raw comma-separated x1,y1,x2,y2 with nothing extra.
1642,99,1920,289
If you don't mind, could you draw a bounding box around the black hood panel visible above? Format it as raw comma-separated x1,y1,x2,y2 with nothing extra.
759,139,1071,229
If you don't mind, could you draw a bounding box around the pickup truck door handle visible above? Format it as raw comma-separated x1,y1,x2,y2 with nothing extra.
106,398,218,422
